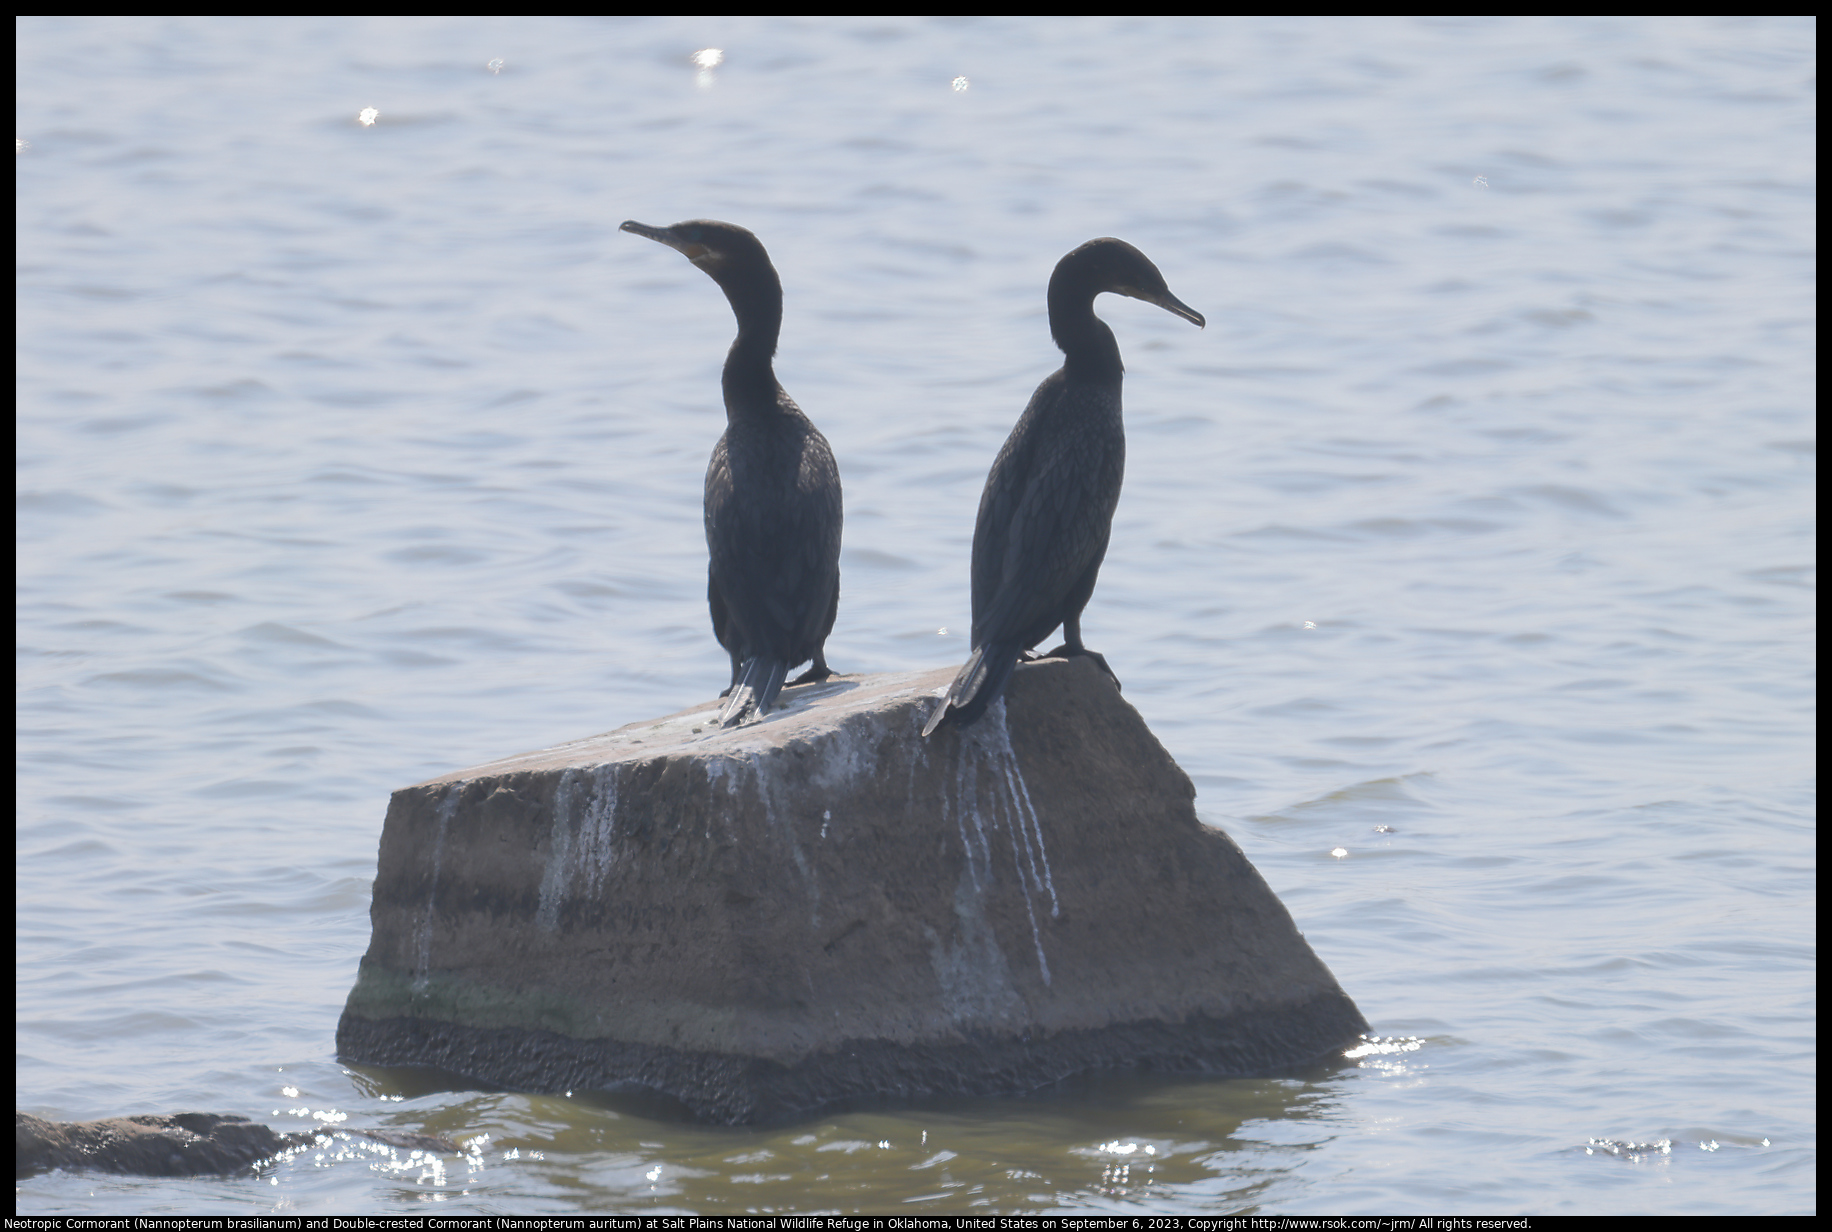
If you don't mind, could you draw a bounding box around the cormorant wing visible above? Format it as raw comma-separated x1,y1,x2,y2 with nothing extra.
705,413,841,666
968,374,1123,650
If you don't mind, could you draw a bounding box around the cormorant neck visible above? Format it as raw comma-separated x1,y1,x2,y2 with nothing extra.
715,268,785,415
1049,287,1125,382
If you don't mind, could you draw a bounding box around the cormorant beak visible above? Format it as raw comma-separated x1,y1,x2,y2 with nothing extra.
1119,285,1205,329
620,219,714,263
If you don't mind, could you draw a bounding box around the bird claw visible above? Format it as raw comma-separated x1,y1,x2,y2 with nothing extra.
1039,644,1121,691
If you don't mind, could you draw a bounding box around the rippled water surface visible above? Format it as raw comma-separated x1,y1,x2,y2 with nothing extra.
16,15,1815,1215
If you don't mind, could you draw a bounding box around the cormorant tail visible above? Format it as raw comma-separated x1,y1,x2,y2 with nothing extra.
921,641,1021,737
720,656,791,728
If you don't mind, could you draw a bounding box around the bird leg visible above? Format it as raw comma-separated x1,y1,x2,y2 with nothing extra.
1039,643,1122,690
788,652,834,687
1041,617,1121,690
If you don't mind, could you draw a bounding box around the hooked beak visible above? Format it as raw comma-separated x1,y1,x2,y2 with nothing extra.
620,219,712,262
1120,285,1205,329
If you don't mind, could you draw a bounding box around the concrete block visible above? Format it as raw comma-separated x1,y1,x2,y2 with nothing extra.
336,657,1366,1123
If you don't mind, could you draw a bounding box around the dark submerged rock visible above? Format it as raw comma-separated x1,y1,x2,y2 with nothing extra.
16,1112,305,1178
337,658,1367,1124
15,1112,463,1178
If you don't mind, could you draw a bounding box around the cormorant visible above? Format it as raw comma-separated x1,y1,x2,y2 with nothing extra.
620,219,842,727
922,237,1203,737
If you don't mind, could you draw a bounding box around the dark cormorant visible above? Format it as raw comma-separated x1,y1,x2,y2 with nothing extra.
620,219,842,727
922,238,1203,737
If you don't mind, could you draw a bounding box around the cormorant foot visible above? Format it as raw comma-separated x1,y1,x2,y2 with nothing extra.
787,664,834,687
1039,643,1122,691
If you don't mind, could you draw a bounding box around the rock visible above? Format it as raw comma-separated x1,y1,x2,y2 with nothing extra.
15,1112,462,1178
337,657,1367,1124
16,1112,308,1178
356,1127,461,1154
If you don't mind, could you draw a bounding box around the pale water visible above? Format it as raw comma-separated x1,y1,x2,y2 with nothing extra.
15,15,1815,1215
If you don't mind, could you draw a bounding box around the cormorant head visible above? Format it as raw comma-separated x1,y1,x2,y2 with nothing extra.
1052,237,1205,329
620,218,775,283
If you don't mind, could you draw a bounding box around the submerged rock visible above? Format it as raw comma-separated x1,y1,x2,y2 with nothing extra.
15,1111,463,1178
16,1112,306,1178
337,657,1366,1124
